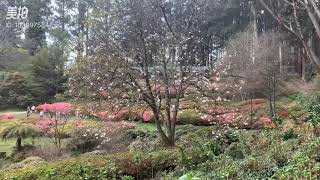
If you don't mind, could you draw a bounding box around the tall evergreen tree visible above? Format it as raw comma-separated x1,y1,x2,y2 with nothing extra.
30,46,67,103
25,0,51,55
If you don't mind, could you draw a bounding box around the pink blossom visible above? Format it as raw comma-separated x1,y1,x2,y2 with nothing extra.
0,114,15,122
37,103,73,114
260,117,272,124
221,113,239,124
260,117,276,129
35,119,53,131
208,107,226,115
142,111,154,122
36,104,50,111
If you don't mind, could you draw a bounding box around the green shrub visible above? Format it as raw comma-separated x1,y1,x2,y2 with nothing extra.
177,109,203,126
299,95,320,127
66,127,104,154
239,155,278,178
178,174,201,180
9,156,45,169
177,140,224,169
125,129,147,139
272,137,320,178
0,150,177,180
175,125,202,140
67,123,132,154
272,116,283,126
226,143,245,160
122,175,135,180
269,141,296,168
283,128,297,141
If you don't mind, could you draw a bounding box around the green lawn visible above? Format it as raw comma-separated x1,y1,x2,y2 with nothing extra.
134,121,157,132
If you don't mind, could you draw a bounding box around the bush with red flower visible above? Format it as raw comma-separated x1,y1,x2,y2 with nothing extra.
142,111,154,123
0,114,15,122
36,103,73,114
260,117,276,129
95,109,142,122
35,102,73,149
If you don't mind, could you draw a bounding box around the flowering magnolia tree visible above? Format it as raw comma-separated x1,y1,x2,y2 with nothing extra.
66,0,240,146
36,102,73,149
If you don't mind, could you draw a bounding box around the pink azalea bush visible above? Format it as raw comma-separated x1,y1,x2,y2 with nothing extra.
95,111,109,121
95,110,129,122
220,113,239,124
0,114,15,122
207,106,228,115
95,109,142,122
142,111,154,123
260,117,276,129
35,119,53,131
35,102,73,149
37,103,73,114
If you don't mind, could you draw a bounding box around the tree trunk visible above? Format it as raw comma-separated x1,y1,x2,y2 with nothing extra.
272,73,277,119
279,43,283,76
16,137,22,151
152,109,174,146
252,5,258,64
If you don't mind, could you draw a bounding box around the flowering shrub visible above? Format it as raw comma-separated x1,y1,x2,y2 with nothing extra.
95,110,142,122
260,117,276,129
36,102,73,149
36,104,48,111
239,99,268,114
142,111,154,123
73,121,99,128
0,114,15,122
220,113,239,124
207,107,227,115
200,114,216,126
205,107,240,126
67,127,111,153
67,122,136,153
278,110,289,118
37,103,73,114
95,111,109,121
35,119,53,131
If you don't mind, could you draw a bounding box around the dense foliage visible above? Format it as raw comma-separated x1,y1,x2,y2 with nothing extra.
2,123,320,179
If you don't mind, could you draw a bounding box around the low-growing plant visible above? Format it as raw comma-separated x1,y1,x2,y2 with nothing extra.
67,127,107,154
177,109,203,126
122,175,135,180
283,128,298,141
299,95,320,126
67,122,136,154
272,116,283,126
225,143,245,160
